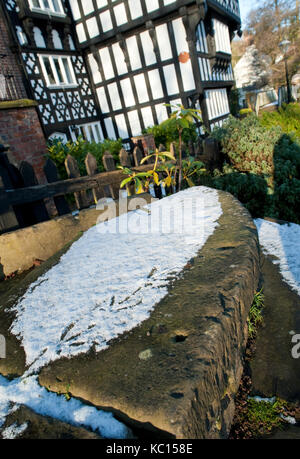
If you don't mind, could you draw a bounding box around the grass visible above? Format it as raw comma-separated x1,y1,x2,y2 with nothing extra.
231,290,298,439
244,398,286,437
260,103,300,140
247,289,264,338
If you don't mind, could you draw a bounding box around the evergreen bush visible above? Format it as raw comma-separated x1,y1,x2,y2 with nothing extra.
209,113,300,224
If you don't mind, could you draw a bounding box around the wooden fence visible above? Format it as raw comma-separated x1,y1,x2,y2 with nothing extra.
0,143,155,235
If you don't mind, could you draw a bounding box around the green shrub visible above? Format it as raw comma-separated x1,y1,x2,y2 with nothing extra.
47,136,123,180
271,134,300,223
260,103,300,139
211,167,269,218
211,114,281,182
210,114,300,224
144,117,198,151
229,88,241,117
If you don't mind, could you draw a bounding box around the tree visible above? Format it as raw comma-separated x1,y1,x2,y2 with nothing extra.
243,0,300,87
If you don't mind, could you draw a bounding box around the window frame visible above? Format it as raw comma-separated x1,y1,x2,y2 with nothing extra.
39,54,77,88
69,122,104,144
28,0,66,17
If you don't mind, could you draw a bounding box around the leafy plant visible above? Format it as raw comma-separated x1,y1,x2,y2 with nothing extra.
247,289,265,339
119,167,153,195
157,162,177,190
122,146,206,196
144,116,198,152
181,158,206,188
164,104,202,191
119,149,175,195
47,136,123,179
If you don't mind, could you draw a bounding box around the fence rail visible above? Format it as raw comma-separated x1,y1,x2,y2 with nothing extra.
5,164,154,207
0,135,213,235
0,142,163,235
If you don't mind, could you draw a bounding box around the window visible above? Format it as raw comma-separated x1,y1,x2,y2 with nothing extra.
70,122,104,143
16,26,28,46
39,55,77,87
29,0,65,16
213,19,232,55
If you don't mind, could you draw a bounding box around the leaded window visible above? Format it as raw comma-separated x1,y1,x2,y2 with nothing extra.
39,55,77,87
29,0,65,16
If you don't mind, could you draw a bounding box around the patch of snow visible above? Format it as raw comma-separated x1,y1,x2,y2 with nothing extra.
10,187,222,374
255,219,300,297
280,414,297,425
0,400,11,428
249,396,276,404
0,375,129,439
1,422,28,439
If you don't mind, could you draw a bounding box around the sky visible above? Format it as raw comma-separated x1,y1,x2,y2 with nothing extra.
239,0,258,26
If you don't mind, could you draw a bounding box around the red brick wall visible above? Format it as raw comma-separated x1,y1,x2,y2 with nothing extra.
0,106,47,184
0,5,47,184
0,7,27,100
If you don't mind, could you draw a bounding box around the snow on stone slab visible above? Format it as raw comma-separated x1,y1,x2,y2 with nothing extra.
255,219,300,297
9,187,222,374
1,422,28,440
0,375,129,439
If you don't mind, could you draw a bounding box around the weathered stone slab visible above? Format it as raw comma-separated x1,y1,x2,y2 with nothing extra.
0,193,153,277
0,194,154,378
37,191,260,439
250,254,300,402
1,406,101,439
0,239,81,378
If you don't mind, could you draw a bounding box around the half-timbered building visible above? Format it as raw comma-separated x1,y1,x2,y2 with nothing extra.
2,0,241,146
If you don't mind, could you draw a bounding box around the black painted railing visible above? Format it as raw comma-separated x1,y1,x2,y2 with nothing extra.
209,0,241,19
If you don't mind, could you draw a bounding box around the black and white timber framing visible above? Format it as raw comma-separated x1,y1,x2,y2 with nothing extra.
3,0,241,145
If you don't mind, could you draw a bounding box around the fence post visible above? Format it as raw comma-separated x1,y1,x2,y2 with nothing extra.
102,151,118,199
133,146,144,167
0,175,19,234
119,148,131,168
0,146,19,233
44,158,70,216
202,138,221,171
65,154,89,210
19,161,49,224
85,153,105,203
